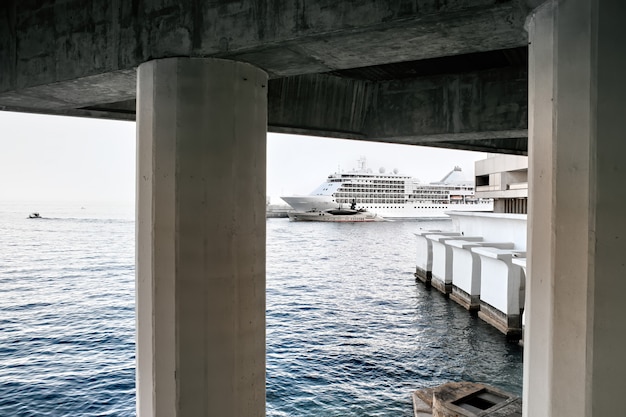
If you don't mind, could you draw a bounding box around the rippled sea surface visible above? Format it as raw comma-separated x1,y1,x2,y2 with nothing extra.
0,203,522,416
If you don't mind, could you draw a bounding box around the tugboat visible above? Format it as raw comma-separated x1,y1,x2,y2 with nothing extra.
28,212,41,219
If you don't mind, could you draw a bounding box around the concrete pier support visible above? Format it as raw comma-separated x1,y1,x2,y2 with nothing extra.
136,58,267,417
447,240,514,311
525,1,626,416
414,231,460,285
511,256,527,344
428,235,482,295
472,247,524,339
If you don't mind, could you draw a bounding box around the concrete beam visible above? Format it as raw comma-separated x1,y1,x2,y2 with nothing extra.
0,70,136,110
0,1,529,154
407,137,528,155
364,66,528,149
267,73,373,139
0,0,527,91
0,65,528,154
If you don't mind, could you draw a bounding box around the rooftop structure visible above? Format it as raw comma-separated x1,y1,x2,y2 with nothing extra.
475,155,528,214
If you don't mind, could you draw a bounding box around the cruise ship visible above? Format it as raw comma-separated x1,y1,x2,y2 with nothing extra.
281,158,493,219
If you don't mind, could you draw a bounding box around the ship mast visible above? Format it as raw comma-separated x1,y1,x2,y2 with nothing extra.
357,156,367,172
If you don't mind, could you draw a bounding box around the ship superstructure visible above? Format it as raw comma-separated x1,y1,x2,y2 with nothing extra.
281,158,492,219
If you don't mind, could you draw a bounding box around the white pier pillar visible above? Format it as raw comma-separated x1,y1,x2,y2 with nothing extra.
414,231,460,285
472,247,524,339
525,1,626,415
447,240,514,311
136,58,267,417
428,235,482,295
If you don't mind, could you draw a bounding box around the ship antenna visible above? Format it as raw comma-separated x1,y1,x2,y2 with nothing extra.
358,156,366,171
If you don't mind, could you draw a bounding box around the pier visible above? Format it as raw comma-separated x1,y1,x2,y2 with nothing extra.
415,212,527,340
447,240,514,312
413,382,522,417
266,203,294,219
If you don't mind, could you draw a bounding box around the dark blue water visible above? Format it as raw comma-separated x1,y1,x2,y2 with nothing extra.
0,203,523,416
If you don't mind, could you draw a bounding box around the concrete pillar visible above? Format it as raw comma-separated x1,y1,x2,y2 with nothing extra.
136,58,267,417
447,240,514,311
525,1,626,416
414,231,460,285
428,235,482,295
472,247,523,339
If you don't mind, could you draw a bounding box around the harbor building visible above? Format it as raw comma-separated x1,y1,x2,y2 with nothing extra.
1,1,624,416
475,155,529,214
414,154,529,338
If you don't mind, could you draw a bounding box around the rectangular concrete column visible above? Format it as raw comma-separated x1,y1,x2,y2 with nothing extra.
414,231,460,285
136,58,267,417
525,1,626,416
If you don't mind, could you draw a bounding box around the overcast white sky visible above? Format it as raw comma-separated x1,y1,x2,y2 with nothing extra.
0,111,487,205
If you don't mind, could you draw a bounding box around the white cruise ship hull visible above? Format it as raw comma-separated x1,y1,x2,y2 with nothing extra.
367,202,493,219
281,196,492,219
280,196,337,212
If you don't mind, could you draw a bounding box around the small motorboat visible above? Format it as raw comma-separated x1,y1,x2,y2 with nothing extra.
28,212,42,219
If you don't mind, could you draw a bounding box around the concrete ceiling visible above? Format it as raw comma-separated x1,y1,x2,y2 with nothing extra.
0,0,532,154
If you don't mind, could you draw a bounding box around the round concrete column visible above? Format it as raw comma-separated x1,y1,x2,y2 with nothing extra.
525,1,626,416
136,58,267,417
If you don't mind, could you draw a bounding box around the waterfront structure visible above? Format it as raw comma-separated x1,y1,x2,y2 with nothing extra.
427,234,482,295
416,226,525,338
448,213,527,252
474,155,528,214
1,1,624,416
417,153,534,339
446,239,514,311
417,157,528,334
266,198,294,218
414,231,461,286
281,159,493,219
473,247,525,339
413,382,522,417
432,208,526,338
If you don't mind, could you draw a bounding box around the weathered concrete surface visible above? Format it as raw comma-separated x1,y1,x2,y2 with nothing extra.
0,65,528,154
0,0,529,154
268,73,374,139
413,382,522,417
525,1,626,416
0,70,137,110
0,0,527,87
136,58,267,417
270,66,527,153
363,67,528,153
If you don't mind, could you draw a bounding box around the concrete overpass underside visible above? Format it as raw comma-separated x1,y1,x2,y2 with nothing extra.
0,0,529,154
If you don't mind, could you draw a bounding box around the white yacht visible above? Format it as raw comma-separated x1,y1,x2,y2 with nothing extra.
281,158,493,219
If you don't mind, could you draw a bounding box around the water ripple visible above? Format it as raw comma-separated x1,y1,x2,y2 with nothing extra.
0,205,522,416
266,219,523,416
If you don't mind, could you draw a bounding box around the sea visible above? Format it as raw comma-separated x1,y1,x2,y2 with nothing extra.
0,202,523,417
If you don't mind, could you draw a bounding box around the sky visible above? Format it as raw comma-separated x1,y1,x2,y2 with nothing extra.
0,111,487,205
